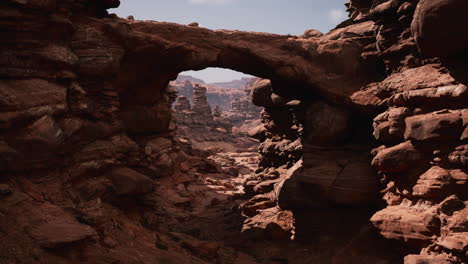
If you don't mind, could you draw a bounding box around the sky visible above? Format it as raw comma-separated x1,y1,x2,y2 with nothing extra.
113,0,349,83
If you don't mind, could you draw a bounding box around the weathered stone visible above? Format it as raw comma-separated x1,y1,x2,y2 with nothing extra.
412,166,451,199
436,232,468,253
412,0,468,58
404,111,463,142
300,29,323,39
108,167,154,196
384,65,456,94
0,79,66,129
404,255,455,264
371,141,424,173
28,222,96,248
389,85,468,107
250,79,274,107
371,201,440,244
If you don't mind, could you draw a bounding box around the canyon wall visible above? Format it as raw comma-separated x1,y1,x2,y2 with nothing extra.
246,1,468,263
0,0,467,263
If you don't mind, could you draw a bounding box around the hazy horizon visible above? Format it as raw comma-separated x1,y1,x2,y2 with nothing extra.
113,0,349,82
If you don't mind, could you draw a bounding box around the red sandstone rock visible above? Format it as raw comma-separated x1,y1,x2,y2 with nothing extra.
412,167,454,199
370,201,440,244
0,79,66,129
371,141,424,173
108,167,154,195
411,0,468,58
436,232,468,254
28,222,97,248
404,255,456,264
404,111,464,142
251,79,274,107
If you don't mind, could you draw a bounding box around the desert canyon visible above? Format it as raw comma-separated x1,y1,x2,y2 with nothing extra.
0,0,467,263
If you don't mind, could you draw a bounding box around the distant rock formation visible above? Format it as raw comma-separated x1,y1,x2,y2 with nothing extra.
176,74,206,84
224,79,262,128
212,106,221,118
172,84,235,143
191,84,213,122
210,77,257,89
170,77,243,111
174,96,191,112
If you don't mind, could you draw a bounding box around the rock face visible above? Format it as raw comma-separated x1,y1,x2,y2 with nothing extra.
1,0,467,263
249,79,304,169
247,0,468,263
344,0,468,262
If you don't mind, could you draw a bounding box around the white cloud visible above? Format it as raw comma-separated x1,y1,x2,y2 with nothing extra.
188,0,234,4
328,9,347,24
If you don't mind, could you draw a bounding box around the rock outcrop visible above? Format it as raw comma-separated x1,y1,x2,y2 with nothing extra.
172,84,236,145
346,0,468,262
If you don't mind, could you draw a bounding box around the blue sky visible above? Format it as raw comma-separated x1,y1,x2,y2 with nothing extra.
113,0,348,83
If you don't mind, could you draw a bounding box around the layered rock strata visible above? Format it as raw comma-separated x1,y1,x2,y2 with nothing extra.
347,0,468,262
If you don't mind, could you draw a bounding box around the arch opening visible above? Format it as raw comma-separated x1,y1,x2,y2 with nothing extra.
171,68,263,153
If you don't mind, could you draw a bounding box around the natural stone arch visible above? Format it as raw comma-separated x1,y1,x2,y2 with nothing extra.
101,19,378,134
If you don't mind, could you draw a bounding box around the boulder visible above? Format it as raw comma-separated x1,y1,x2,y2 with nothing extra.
389,85,468,107
279,145,377,209
448,145,467,167
28,222,96,248
412,166,451,199
108,167,154,196
411,0,468,57
371,202,440,244
371,141,424,173
300,146,377,206
404,111,463,142
300,29,323,39
376,65,456,97
241,207,294,241
250,79,274,107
